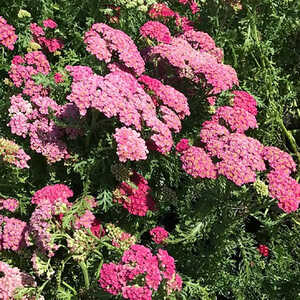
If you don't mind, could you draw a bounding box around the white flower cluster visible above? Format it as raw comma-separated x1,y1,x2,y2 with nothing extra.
114,0,157,12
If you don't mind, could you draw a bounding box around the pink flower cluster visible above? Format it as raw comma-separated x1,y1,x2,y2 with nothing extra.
200,119,265,185
148,3,175,19
263,146,299,212
84,23,145,76
0,215,30,252
0,137,30,168
178,0,200,14
31,184,73,206
211,106,258,133
138,75,190,119
150,226,169,244
99,245,182,299
115,172,156,216
231,91,257,116
180,145,217,179
29,185,73,257
0,16,18,50
30,20,63,53
0,261,37,300
0,198,19,212
140,21,172,44
258,244,269,257
146,37,238,102
9,51,50,97
176,138,190,153
180,29,224,62
114,127,148,162
8,93,74,163
67,67,186,157
267,171,300,213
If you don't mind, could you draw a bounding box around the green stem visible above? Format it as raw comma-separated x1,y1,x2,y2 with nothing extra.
85,109,98,151
79,261,90,290
278,117,300,179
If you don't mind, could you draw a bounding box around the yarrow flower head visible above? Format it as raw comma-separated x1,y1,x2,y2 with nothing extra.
150,226,169,244
267,170,300,213
263,146,296,175
0,261,38,300
84,23,145,76
258,244,269,257
31,184,73,206
115,172,156,216
231,90,257,116
140,21,172,44
99,244,182,299
0,216,30,252
180,146,217,179
0,138,30,168
0,198,19,212
114,127,149,162
43,19,57,29
175,138,190,153
0,16,18,50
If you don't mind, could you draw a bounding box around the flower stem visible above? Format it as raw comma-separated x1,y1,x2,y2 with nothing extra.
79,261,90,290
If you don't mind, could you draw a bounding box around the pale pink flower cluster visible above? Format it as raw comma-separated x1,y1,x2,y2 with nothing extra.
150,226,169,244
180,146,217,179
0,198,19,212
99,245,182,299
0,261,37,300
0,16,18,50
8,94,71,163
231,90,257,116
0,137,30,168
114,127,148,162
74,210,96,230
0,215,30,251
146,37,238,102
116,172,156,216
180,29,224,62
140,21,172,44
84,23,145,76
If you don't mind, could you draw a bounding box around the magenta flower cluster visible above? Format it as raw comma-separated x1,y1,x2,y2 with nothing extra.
29,184,73,257
30,19,63,53
0,16,18,50
99,244,182,299
150,226,169,244
140,21,172,44
231,90,258,116
116,172,156,216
